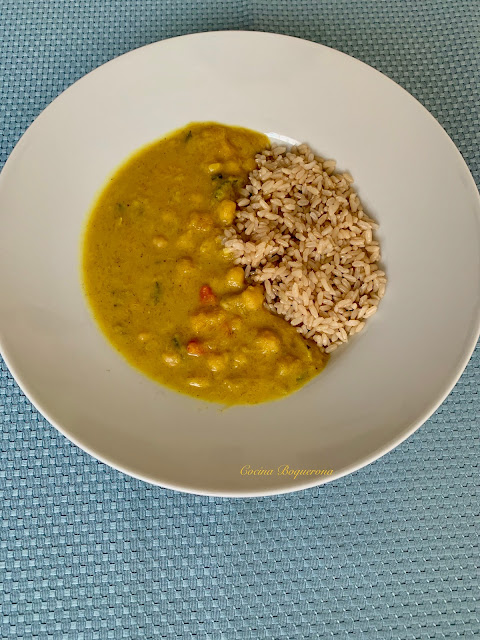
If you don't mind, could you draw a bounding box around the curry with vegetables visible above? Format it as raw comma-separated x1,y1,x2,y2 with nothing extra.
83,123,327,404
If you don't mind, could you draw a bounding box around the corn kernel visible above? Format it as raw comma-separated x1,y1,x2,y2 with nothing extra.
207,162,222,174
217,200,236,226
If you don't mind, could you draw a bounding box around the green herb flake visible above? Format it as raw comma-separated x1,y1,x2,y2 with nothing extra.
152,281,162,305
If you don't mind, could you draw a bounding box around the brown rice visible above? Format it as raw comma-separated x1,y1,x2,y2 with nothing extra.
223,144,387,352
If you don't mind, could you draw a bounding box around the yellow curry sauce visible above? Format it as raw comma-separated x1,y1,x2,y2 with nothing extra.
83,123,327,404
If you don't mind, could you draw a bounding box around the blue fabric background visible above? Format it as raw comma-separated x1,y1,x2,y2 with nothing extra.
0,1,479,638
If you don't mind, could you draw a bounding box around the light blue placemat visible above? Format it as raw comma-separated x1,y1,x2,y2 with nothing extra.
1,1,479,638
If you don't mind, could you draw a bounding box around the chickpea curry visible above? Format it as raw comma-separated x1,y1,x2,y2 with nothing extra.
83,123,327,404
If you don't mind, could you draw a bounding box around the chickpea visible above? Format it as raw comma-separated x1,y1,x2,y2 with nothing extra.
241,286,264,311
129,302,142,313
161,210,176,225
190,309,226,334
206,353,228,373
223,379,243,393
162,352,181,366
222,250,235,263
131,200,143,214
255,329,281,354
189,193,206,207
176,231,195,251
225,266,245,290
242,157,256,172
188,212,212,232
229,316,243,332
277,357,301,377
152,235,167,249
217,200,236,226
219,295,236,312
224,160,240,175
176,258,194,275
218,142,235,161
200,237,222,255
219,292,250,312
190,312,208,334
232,353,247,368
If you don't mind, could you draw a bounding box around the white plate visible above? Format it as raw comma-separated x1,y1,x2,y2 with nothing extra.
0,32,479,497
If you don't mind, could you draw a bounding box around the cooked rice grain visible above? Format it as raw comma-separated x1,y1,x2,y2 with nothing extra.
223,144,386,352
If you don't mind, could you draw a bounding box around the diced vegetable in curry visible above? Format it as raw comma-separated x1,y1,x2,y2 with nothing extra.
82,123,327,404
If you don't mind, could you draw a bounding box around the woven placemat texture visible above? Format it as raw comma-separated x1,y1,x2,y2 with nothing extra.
0,1,479,638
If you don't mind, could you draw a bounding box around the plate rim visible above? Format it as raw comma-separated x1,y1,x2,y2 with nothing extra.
0,30,479,497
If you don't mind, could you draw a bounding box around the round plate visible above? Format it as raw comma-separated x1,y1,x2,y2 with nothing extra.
0,32,479,496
